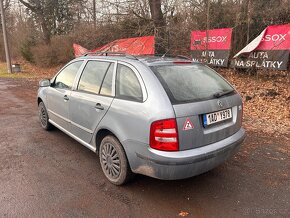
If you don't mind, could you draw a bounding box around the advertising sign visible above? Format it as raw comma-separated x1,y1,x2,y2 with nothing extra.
191,28,233,67
233,24,290,70
73,36,154,57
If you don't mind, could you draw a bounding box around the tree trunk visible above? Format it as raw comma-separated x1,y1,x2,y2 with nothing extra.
205,0,210,62
40,17,51,44
246,0,251,44
149,0,167,54
93,0,96,29
19,0,51,45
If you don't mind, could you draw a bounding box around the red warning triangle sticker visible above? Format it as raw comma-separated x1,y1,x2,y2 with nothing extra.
183,118,194,130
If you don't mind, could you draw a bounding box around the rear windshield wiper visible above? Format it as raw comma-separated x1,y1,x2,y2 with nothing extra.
213,90,235,98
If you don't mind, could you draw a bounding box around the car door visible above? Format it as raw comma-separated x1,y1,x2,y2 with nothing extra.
46,61,84,130
103,62,149,144
69,60,115,143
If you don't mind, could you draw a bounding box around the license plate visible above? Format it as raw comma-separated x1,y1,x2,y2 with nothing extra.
203,108,232,126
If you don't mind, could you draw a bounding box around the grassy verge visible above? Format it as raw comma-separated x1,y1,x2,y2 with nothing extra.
0,61,61,80
0,62,37,79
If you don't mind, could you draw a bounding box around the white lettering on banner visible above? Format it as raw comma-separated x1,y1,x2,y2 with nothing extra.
203,36,227,43
249,51,269,59
208,59,225,65
192,58,225,66
234,60,283,69
235,60,244,67
262,34,287,42
201,51,215,57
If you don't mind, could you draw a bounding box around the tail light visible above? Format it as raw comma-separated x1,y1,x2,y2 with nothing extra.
150,119,179,151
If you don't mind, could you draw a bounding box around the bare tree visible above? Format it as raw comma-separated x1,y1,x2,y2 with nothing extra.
19,0,51,44
149,0,167,54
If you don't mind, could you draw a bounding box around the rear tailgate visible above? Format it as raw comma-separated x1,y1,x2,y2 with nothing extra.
173,94,243,150
150,62,243,151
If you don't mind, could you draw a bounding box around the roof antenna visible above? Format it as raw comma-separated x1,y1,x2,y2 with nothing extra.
161,48,171,58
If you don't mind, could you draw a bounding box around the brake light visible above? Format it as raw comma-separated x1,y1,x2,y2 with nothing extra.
150,119,179,151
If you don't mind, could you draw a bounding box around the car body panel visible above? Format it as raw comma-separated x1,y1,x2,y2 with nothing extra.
174,94,243,150
37,55,246,180
123,128,245,179
46,87,71,130
69,91,114,143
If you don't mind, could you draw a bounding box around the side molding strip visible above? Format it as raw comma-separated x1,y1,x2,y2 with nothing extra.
48,109,93,134
49,119,96,152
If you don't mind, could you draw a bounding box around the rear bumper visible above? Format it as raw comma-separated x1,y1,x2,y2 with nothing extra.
124,128,245,180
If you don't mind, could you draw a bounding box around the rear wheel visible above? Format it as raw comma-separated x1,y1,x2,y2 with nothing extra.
38,101,53,130
99,135,133,185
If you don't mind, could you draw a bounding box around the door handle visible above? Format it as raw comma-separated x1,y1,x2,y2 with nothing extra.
95,103,104,110
63,95,69,101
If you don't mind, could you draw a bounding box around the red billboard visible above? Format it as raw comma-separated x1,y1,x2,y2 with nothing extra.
233,24,290,70
191,28,233,67
73,36,154,57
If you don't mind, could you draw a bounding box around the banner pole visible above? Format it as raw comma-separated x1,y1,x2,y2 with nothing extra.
206,0,210,64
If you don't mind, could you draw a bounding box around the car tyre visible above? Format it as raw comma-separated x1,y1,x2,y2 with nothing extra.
38,101,53,130
99,135,133,185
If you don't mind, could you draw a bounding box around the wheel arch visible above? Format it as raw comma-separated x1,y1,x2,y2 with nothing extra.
95,128,118,154
37,97,43,105
94,127,134,170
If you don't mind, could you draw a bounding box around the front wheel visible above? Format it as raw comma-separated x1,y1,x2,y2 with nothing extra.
38,101,53,130
99,135,133,185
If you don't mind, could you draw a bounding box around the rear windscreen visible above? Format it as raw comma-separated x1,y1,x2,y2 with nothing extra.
150,64,234,104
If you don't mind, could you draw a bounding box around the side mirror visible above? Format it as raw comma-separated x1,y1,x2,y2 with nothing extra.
39,79,51,87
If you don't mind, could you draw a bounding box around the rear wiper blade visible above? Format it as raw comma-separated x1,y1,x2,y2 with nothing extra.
213,90,235,98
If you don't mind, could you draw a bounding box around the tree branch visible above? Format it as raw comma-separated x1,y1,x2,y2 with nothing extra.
19,0,36,11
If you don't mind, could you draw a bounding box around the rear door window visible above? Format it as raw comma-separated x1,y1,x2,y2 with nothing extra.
150,64,234,104
78,61,111,94
116,64,143,102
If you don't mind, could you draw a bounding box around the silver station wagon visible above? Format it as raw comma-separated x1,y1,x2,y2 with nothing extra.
37,53,245,185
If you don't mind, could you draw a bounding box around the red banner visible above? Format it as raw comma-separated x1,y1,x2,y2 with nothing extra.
73,44,89,57
191,28,233,67
233,24,290,70
73,36,155,57
191,28,232,50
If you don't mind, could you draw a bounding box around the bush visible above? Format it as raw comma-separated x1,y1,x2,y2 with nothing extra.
31,36,74,67
20,39,34,63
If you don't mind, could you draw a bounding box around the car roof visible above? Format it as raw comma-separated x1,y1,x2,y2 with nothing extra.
74,53,201,67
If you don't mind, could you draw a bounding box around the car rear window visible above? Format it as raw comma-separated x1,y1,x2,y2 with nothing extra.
150,64,234,104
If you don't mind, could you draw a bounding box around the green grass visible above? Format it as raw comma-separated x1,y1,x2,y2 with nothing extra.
0,62,36,79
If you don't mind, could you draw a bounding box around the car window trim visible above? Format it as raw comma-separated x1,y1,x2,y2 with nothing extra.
73,59,117,97
76,60,110,94
73,88,115,99
51,60,85,90
99,63,114,95
115,61,147,103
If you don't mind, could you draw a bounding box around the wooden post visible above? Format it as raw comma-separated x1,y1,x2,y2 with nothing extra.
0,0,12,73
206,0,210,64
